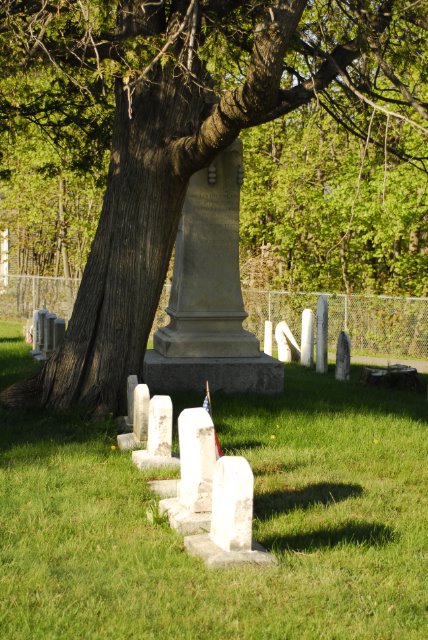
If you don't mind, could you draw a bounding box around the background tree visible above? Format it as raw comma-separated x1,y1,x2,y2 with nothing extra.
0,0,427,413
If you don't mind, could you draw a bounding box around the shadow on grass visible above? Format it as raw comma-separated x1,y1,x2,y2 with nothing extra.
254,482,364,519
262,521,397,552
209,363,428,426
0,337,23,344
0,404,115,460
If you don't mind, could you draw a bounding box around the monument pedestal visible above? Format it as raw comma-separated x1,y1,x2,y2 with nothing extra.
143,350,284,395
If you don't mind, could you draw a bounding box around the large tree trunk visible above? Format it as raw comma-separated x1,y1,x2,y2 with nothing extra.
1,75,194,414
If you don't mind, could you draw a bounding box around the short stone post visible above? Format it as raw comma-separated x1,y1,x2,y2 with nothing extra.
159,407,216,533
263,320,273,356
183,456,277,568
210,456,253,552
44,312,57,357
53,318,66,350
316,295,328,374
132,395,180,469
300,309,314,368
275,321,300,363
335,331,351,381
117,383,150,450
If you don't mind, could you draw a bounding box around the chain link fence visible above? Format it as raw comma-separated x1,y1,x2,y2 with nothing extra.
1,275,427,360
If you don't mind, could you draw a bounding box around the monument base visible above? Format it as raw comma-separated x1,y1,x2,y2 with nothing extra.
143,351,284,395
159,498,211,534
131,450,180,470
184,534,278,569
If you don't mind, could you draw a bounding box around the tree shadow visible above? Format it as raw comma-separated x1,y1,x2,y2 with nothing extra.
254,482,364,519
0,404,115,462
0,337,23,344
261,521,397,552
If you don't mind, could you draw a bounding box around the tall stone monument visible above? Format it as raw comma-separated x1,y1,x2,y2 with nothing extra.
144,140,283,394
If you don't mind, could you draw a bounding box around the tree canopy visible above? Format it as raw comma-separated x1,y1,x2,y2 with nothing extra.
0,0,427,413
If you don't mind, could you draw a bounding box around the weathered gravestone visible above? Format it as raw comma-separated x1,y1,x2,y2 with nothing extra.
53,318,66,351
184,456,277,568
316,295,328,374
144,140,283,394
275,321,301,363
132,395,180,469
117,383,150,450
159,407,216,534
335,331,351,381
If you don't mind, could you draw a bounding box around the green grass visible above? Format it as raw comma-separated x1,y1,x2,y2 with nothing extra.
1,320,427,639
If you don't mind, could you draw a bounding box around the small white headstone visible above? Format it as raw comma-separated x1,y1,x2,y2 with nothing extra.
300,309,314,368
147,395,172,457
53,318,66,350
263,320,273,356
178,407,216,513
126,375,139,427
335,331,351,381
45,313,57,355
31,309,41,352
133,384,150,442
275,321,300,363
210,456,253,552
316,295,328,374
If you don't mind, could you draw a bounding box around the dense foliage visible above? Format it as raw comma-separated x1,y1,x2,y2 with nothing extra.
240,106,428,296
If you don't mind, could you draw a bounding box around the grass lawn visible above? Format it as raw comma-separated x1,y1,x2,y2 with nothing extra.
0,320,427,639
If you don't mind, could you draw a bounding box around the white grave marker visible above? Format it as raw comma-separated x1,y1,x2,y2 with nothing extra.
30,309,41,355
159,407,216,533
275,321,301,363
300,309,314,368
132,395,179,468
133,384,150,443
210,456,253,552
117,383,150,450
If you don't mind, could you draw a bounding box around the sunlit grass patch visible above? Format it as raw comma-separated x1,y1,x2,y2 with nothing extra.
0,321,427,639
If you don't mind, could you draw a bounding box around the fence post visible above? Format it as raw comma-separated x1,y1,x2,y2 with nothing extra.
344,295,349,331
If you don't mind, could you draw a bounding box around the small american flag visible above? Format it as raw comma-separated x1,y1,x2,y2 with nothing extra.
203,381,223,459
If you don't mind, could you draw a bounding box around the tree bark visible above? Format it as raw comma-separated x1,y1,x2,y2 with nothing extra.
1,74,196,414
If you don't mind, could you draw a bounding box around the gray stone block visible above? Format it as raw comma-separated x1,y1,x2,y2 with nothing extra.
143,350,284,395
147,479,179,499
158,498,211,534
184,534,278,569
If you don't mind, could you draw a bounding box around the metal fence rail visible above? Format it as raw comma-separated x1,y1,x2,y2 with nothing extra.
1,275,427,360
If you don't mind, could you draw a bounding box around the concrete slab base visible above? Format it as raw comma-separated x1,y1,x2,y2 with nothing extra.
184,534,278,569
29,349,41,357
34,353,48,361
132,450,180,470
159,498,211,534
143,350,284,395
117,432,146,451
147,479,179,499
